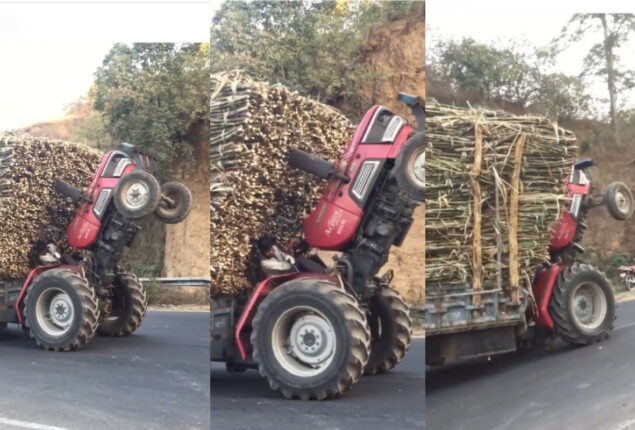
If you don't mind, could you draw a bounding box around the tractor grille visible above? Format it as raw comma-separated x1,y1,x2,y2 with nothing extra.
352,161,380,200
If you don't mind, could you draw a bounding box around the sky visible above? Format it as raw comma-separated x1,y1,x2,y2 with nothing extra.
427,1,635,112
0,2,210,131
0,43,114,130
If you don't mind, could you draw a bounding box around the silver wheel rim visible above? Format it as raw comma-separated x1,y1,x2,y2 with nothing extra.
271,306,336,377
627,276,635,291
121,181,150,210
570,282,607,332
407,147,425,188
35,287,75,337
614,189,630,214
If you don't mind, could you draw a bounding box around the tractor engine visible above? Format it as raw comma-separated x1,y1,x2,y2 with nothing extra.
341,176,417,299
90,211,140,286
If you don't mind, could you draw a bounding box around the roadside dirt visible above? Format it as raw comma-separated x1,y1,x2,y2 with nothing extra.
360,1,425,120
162,138,210,278
361,4,425,306
579,142,635,261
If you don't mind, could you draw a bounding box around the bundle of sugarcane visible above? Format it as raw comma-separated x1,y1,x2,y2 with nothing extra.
0,131,101,279
210,71,354,295
425,100,578,302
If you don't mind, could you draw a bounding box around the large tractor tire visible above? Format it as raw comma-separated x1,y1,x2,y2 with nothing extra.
98,272,147,337
154,181,192,224
24,269,100,351
113,170,162,219
364,285,412,375
392,132,425,202
548,263,615,345
605,181,633,220
251,279,371,400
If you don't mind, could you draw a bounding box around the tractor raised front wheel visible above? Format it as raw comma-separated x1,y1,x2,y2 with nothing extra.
548,263,615,345
113,170,162,219
24,269,100,351
604,181,634,220
154,181,192,224
251,279,371,400
364,285,412,375
98,272,147,337
392,132,425,202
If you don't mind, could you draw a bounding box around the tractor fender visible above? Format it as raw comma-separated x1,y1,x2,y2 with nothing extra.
14,264,84,324
531,263,565,329
234,272,340,360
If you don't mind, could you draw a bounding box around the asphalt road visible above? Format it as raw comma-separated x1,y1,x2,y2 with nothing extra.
211,338,425,430
0,310,210,430
427,298,635,430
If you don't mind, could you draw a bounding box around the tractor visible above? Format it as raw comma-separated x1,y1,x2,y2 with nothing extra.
212,93,425,399
0,143,191,351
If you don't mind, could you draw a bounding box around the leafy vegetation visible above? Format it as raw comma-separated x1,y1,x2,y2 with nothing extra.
427,38,591,121
91,43,210,174
211,0,420,118
552,14,635,143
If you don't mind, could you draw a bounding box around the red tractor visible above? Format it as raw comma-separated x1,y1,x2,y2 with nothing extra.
426,158,634,364
531,161,632,344
0,144,191,351
212,94,425,400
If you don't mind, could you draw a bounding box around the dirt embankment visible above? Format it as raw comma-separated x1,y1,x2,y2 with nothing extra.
580,142,635,261
162,132,210,278
360,1,425,120
361,4,425,305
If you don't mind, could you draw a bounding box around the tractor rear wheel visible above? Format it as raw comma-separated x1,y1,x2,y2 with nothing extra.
549,263,615,345
98,272,147,337
392,132,425,202
251,279,370,400
24,269,100,351
364,285,412,375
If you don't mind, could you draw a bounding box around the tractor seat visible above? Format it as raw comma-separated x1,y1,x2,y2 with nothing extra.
574,158,596,170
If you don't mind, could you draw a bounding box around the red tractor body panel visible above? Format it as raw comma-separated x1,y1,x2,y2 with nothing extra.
67,151,135,249
529,264,564,329
549,167,591,252
549,212,578,252
235,272,340,360
303,105,414,250
14,264,84,323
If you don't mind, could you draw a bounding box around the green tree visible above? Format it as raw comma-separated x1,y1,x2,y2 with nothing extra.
427,37,590,121
553,14,635,143
211,0,419,117
92,43,210,173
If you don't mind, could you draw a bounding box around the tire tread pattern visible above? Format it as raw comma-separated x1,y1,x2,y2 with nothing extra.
251,280,371,400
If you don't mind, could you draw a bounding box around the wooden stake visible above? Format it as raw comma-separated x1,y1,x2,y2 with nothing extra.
471,123,483,308
509,133,526,305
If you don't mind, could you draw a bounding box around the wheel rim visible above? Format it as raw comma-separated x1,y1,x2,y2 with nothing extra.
271,306,336,377
35,287,75,337
121,181,150,210
613,189,631,214
159,190,179,215
406,147,425,188
570,282,607,332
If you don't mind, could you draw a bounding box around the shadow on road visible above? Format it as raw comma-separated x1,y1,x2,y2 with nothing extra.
211,339,426,430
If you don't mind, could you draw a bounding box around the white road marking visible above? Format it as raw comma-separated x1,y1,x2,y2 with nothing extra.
609,417,635,430
615,321,635,331
0,417,72,430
